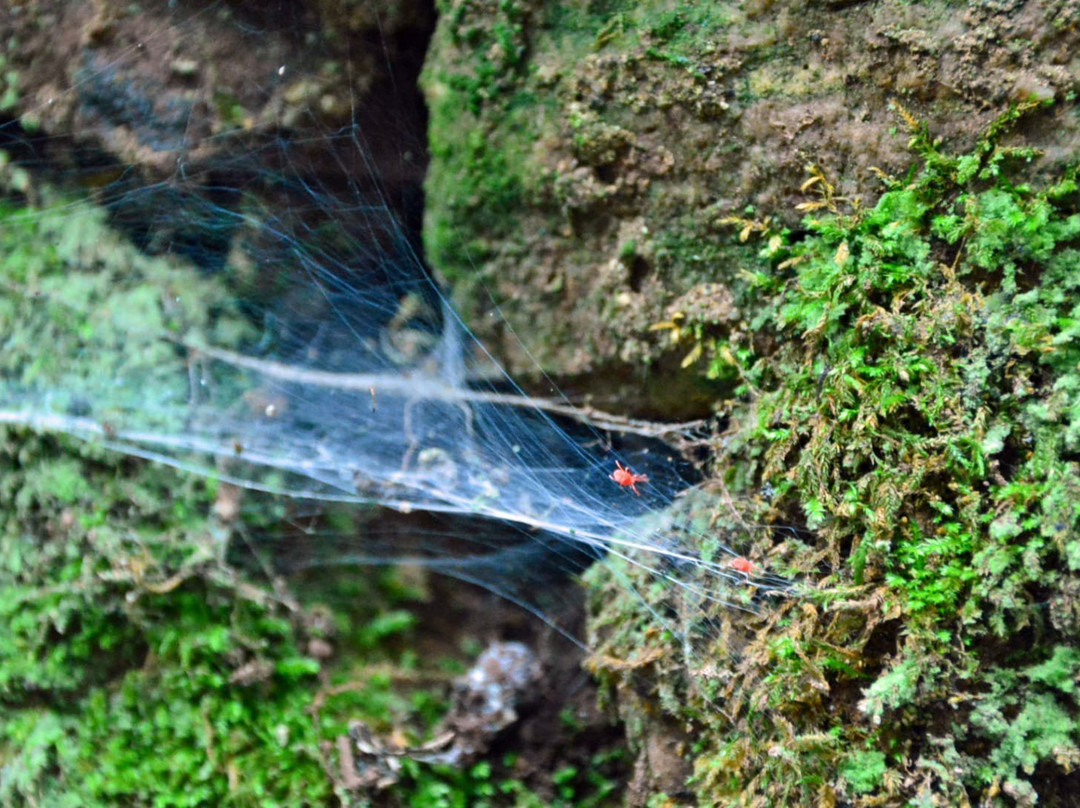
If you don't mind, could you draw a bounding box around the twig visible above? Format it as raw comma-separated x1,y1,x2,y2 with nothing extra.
179,339,707,440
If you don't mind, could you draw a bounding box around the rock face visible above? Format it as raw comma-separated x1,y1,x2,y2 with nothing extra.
1,0,434,268
6,0,1077,403
421,0,1079,412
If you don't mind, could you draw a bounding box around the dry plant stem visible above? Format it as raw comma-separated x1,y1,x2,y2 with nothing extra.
182,340,707,440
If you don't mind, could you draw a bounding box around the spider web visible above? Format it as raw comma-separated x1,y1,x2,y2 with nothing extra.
0,1,798,648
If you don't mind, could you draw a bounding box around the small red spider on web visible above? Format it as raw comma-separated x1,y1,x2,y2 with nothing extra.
610,460,649,496
728,556,757,575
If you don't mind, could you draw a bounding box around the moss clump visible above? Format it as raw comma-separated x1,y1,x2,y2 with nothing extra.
0,427,330,807
587,104,1080,805
0,188,337,805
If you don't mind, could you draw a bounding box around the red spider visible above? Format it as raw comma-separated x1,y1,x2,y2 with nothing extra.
610,460,649,496
728,556,756,575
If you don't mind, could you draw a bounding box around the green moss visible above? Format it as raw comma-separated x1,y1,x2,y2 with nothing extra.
0,433,582,805
0,198,339,801
0,424,324,806
585,104,1080,804
840,750,887,795
423,97,535,281
0,190,256,435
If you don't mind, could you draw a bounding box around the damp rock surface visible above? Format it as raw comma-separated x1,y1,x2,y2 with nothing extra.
422,0,1080,411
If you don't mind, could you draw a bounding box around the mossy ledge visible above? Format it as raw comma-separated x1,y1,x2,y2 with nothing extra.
586,104,1080,807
